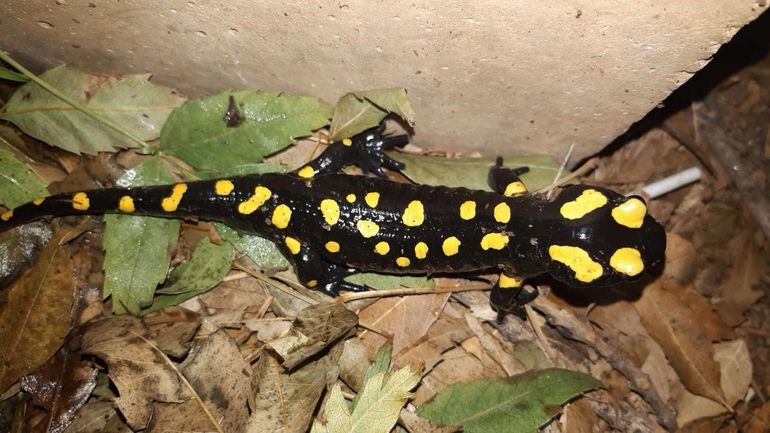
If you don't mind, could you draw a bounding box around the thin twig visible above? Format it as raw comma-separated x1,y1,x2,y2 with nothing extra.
535,157,598,194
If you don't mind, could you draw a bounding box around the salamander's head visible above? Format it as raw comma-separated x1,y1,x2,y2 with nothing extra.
544,184,666,288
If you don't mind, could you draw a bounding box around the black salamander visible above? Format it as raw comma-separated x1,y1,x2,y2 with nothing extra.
0,124,666,320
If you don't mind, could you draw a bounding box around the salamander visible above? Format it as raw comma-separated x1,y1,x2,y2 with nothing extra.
0,123,666,320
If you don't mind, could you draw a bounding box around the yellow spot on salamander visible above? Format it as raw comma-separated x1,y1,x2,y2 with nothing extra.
356,220,379,238
298,166,315,179
481,233,509,250
494,202,510,223
414,242,429,259
442,236,461,256
272,204,292,229
1,210,12,221
320,199,340,225
342,138,353,146
119,196,135,213
73,192,91,211
325,241,340,253
549,245,603,283
612,198,647,229
365,192,380,208
238,186,272,215
396,257,411,267
560,189,608,220
215,180,235,196
161,184,187,212
285,237,301,254
498,274,522,289
307,280,318,288
375,241,390,255
503,181,527,197
460,201,476,220
402,200,424,227
346,194,356,203
32,198,45,205
610,247,644,277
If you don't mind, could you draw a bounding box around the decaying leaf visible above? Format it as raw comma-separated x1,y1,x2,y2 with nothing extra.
81,315,182,430
714,231,765,326
144,306,201,358
329,88,413,140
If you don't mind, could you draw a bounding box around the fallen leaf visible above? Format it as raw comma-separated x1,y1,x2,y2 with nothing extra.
143,306,201,358
392,317,473,374
713,339,752,407
675,389,729,427
713,231,765,326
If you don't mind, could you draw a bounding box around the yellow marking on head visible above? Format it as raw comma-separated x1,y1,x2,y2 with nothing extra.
307,280,318,288
549,245,603,283
480,233,509,250
356,219,380,238
503,181,527,197
119,196,135,213
365,192,380,208
396,257,411,267
494,202,510,223
612,198,647,229
346,194,356,203
460,201,476,220
402,200,425,227
342,138,353,146
414,242,429,259
285,237,301,255
73,192,91,211
498,274,522,289
1,210,12,221
271,204,292,229
161,184,187,212
237,186,272,215
298,166,315,179
325,241,340,253
32,198,45,205
375,241,390,255
215,180,235,196
560,189,608,220
610,247,644,277
442,236,461,256
320,199,340,225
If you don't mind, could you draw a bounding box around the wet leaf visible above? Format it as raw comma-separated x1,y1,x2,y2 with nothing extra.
0,146,49,209
0,229,75,394
81,315,182,430
161,90,332,170
103,157,179,314
20,346,98,433
3,65,185,154
416,368,601,433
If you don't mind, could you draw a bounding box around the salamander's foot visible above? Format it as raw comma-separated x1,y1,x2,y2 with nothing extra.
354,122,408,178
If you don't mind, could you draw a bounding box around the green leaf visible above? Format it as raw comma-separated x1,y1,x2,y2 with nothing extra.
0,238,14,256
330,88,413,141
416,368,602,433
103,157,180,315
0,66,30,82
311,367,420,433
2,65,186,154
160,90,333,171
351,342,393,411
395,154,568,192
141,238,232,314
194,163,290,180
0,146,49,209
344,272,433,291
214,223,288,269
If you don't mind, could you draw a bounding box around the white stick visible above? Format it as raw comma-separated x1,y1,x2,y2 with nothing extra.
632,167,701,199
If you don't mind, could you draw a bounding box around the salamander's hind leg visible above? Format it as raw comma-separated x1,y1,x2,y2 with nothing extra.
278,236,364,296
293,122,409,179
488,157,530,197
489,273,539,323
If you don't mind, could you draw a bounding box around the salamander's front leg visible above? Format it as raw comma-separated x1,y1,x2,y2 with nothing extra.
488,157,529,197
278,236,364,296
489,273,539,323
294,122,408,179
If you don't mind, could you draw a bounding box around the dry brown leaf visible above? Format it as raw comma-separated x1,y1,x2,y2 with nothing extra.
740,401,770,433
146,329,252,432
393,316,472,374
713,231,765,326
640,336,679,404
248,344,343,433
562,398,602,433
144,306,201,358
634,277,727,407
20,346,98,433
267,302,357,369
663,233,698,286
81,315,182,430
0,230,76,394
713,339,752,407
338,337,375,392
358,292,450,356
463,313,526,376
676,389,730,427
